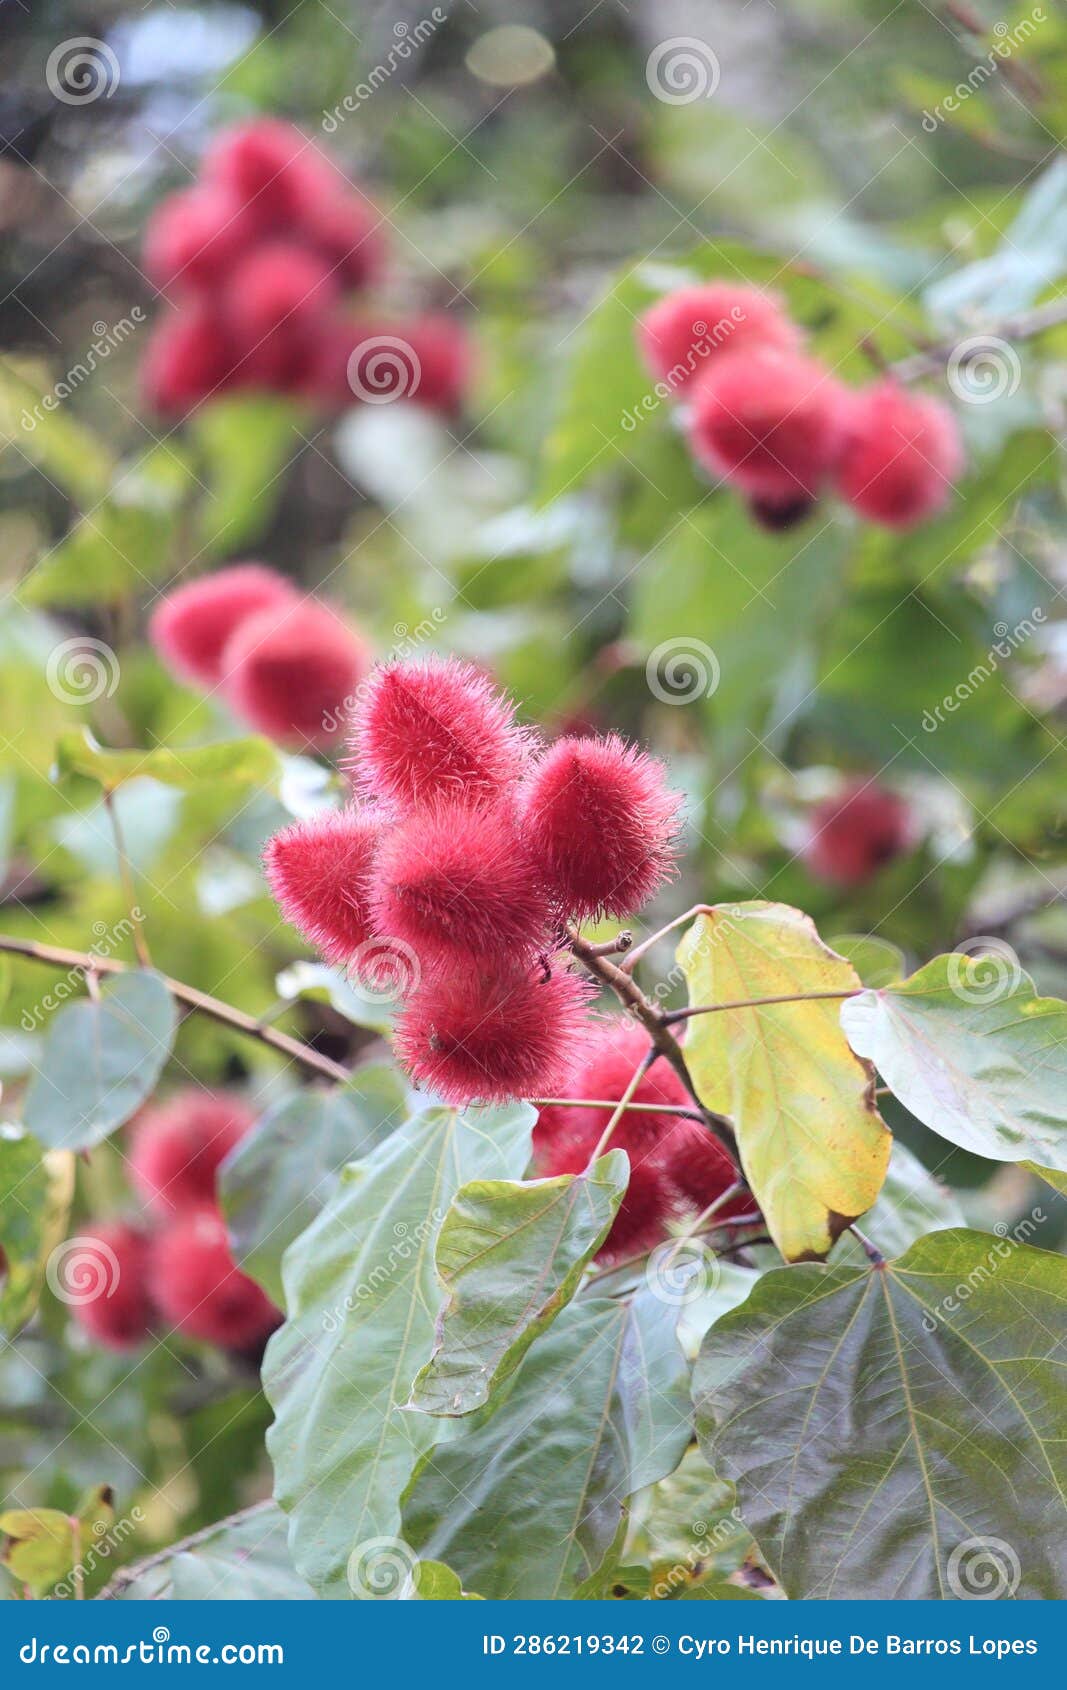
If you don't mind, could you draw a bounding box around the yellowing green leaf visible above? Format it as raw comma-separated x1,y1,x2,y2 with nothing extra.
676,902,890,1262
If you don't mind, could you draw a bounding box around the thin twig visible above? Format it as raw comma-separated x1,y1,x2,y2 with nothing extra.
894,294,1067,382
527,1097,706,1122
589,1049,656,1161
850,1224,885,1267
660,1179,749,1272
0,934,352,1086
665,988,860,1024
104,790,151,968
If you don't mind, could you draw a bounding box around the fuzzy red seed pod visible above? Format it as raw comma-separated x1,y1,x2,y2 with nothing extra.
221,600,371,748
141,301,234,416
373,799,550,970
264,806,383,967
520,734,680,921
348,656,531,811
67,1223,155,1351
223,242,341,386
202,120,336,221
638,284,801,393
129,1090,256,1218
688,346,849,501
395,961,595,1106
657,1120,750,1219
835,380,963,529
149,1206,281,1350
300,190,385,290
149,564,295,689
802,779,913,887
143,186,254,293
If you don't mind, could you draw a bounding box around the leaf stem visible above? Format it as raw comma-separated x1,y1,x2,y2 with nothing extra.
527,1097,705,1121
665,988,860,1023
103,790,151,969
0,933,351,1086
589,1049,656,1161
850,1224,886,1267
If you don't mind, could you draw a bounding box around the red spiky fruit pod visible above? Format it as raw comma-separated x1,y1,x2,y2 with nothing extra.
802,778,913,887
141,301,234,416
149,1206,281,1350
395,960,595,1105
658,1120,750,1219
687,346,849,501
347,656,531,811
638,284,801,392
347,315,473,414
300,189,385,290
835,380,963,528
223,242,341,386
202,119,336,223
149,564,295,689
128,1090,256,1218
520,734,680,921
372,799,551,970
264,806,383,968
221,600,371,748
143,186,254,293
67,1223,154,1351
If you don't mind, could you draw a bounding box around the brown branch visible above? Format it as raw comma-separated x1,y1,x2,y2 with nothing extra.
894,294,1067,382
0,934,352,1086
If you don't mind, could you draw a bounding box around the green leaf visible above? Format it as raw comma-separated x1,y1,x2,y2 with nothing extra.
1,1486,113,1596
0,1126,50,1335
828,933,906,988
0,359,114,504
192,396,302,557
54,728,281,796
408,1151,628,1417
675,1577,763,1600
676,903,891,1261
539,269,651,503
412,1560,482,1600
693,1228,1067,1599
23,971,176,1151
264,1103,534,1599
220,1064,408,1306
841,954,1067,1171
403,1289,693,1599
632,1445,757,1594
106,1502,313,1600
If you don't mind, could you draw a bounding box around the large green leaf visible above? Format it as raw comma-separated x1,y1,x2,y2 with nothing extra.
0,1126,50,1335
23,972,176,1151
54,728,281,797
408,1151,628,1417
104,1503,313,1600
264,1104,534,1599
192,396,302,557
403,1290,692,1599
676,903,890,1261
841,955,1067,1171
693,1228,1067,1599
221,1064,408,1306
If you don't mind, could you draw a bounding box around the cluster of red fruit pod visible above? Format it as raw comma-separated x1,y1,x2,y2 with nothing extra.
142,118,472,418
638,282,964,531
150,562,370,748
72,1091,280,1355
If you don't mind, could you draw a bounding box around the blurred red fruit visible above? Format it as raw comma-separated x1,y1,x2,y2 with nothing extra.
150,1206,280,1350
202,119,335,223
688,346,848,501
372,799,550,970
802,779,913,886
69,1223,154,1351
346,314,473,413
658,1119,748,1218
129,1090,256,1218
396,961,594,1105
638,284,801,392
835,381,963,528
348,656,530,810
149,563,294,688
521,734,679,920
221,599,370,747
264,807,383,968
223,242,340,386
301,189,384,290
143,186,253,293
141,301,233,416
